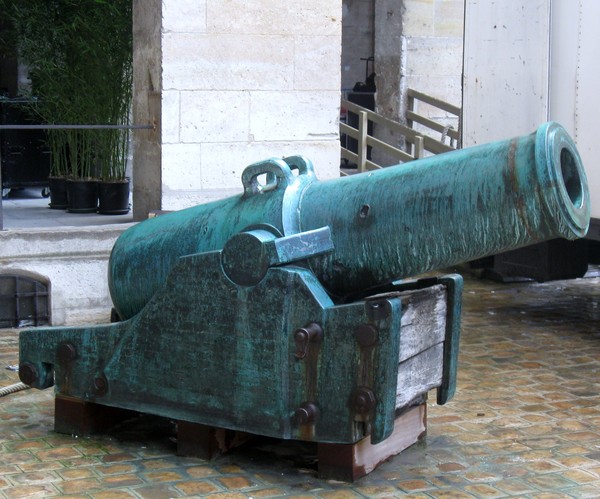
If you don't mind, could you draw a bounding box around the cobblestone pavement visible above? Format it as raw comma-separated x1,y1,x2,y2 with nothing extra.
2,270,600,498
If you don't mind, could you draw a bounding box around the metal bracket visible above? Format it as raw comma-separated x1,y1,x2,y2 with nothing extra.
221,226,334,286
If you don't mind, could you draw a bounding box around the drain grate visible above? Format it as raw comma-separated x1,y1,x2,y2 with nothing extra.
0,274,50,328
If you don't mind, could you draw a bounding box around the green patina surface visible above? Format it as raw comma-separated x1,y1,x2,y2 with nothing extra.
18,122,590,446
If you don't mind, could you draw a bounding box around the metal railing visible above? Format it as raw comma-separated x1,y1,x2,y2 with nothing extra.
340,90,460,174
406,88,461,148
0,123,155,130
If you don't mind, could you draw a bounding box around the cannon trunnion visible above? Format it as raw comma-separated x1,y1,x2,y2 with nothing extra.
19,122,589,480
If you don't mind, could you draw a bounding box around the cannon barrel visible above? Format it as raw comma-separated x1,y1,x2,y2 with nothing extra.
109,122,589,319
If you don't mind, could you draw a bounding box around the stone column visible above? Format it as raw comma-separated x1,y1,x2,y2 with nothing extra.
132,0,162,221
372,0,464,163
373,0,406,163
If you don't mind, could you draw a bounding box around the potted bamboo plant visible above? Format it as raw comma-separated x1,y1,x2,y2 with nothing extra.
46,131,69,209
81,0,133,214
95,2,133,215
0,0,133,214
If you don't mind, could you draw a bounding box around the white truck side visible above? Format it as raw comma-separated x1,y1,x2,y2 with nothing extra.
462,0,599,278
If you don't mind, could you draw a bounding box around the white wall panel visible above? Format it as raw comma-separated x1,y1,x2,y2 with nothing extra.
462,0,551,146
550,0,600,221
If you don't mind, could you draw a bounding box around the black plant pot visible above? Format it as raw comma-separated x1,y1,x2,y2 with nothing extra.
98,178,130,215
48,176,68,209
67,178,98,213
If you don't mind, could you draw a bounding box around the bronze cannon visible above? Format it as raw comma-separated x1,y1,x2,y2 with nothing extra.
19,122,589,479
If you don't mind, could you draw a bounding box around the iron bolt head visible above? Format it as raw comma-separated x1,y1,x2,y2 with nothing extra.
352,387,376,415
18,363,38,386
293,402,319,424
57,342,77,364
366,299,391,321
294,328,309,343
93,375,108,396
355,324,378,347
294,323,323,359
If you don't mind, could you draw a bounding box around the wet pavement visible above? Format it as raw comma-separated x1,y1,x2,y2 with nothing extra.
1,268,600,498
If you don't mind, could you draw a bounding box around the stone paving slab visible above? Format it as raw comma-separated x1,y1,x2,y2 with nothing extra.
2,271,600,497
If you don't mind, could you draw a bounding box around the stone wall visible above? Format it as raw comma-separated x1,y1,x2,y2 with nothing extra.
0,227,129,326
159,0,343,210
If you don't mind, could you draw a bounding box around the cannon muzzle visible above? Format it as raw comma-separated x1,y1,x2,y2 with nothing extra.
109,122,589,319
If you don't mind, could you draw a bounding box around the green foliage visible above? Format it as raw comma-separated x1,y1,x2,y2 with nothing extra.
0,0,132,180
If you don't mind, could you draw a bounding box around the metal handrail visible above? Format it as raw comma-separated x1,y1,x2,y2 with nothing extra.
406,88,461,146
407,88,461,116
0,123,155,130
340,99,452,174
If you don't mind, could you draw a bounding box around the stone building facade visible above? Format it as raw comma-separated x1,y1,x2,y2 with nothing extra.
132,0,343,218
